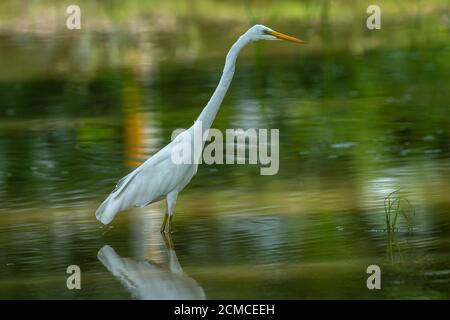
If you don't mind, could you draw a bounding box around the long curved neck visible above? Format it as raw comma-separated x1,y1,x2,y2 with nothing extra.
196,34,251,132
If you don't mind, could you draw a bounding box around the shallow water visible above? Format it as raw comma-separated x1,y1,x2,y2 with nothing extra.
0,16,449,299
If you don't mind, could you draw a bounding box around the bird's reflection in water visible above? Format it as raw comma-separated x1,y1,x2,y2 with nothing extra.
98,233,206,300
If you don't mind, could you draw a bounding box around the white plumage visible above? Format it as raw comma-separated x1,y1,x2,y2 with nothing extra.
96,127,198,226
98,238,206,300
95,25,303,232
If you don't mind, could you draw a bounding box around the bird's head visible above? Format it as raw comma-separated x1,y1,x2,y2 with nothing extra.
245,24,303,44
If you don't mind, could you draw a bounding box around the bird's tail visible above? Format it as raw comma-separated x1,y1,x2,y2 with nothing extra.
95,165,148,224
95,193,121,225
97,245,125,275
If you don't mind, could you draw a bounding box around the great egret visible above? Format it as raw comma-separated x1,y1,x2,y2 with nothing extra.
98,234,206,299
95,24,303,232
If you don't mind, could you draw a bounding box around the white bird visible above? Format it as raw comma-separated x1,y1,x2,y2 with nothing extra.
95,24,303,232
98,234,206,300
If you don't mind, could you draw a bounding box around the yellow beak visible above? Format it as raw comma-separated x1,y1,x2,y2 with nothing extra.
269,30,304,44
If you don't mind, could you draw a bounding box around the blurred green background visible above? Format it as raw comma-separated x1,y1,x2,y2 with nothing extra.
0,0,449,299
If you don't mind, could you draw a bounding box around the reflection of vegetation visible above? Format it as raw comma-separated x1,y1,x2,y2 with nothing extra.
387,232,404,264
0,0,448,31
0,0,448,299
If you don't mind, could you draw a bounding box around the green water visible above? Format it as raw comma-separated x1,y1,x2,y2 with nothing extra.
0,1,449,299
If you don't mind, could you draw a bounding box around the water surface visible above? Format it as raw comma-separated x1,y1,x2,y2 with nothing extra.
0,9,449,299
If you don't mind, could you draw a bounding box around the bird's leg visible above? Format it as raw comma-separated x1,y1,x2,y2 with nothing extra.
161,231,170,248
162,231,175,250
160,213,169,233
165,192,178,234
168,215,174,234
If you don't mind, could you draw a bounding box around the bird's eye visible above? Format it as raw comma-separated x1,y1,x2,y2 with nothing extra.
262,29,271,35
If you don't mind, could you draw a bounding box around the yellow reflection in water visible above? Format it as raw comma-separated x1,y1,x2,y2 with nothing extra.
122,77,148,168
